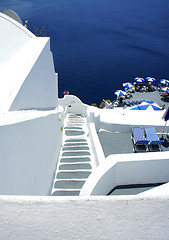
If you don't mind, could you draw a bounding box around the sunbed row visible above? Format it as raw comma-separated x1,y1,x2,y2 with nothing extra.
132,127,163,152
124,99,153,107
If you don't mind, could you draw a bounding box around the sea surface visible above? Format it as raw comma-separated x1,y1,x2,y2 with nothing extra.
1,0,169,105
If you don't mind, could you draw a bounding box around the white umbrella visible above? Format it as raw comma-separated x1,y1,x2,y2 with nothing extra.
130,101,162,111
135,77,145,83
138,101,162,110
123,82,133,88
146,77,156,82
160,79,169,85
161,87,169,92
114,90,126,97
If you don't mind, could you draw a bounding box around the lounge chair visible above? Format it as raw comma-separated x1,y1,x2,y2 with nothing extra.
144,128,163,151
124,100,131,106
132,127,149,152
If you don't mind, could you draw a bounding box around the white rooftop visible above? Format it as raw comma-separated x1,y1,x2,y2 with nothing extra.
0,12,57,113
0,12,34,69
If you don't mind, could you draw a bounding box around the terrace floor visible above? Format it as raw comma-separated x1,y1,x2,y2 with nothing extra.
124,89,169,109
98,130,169,157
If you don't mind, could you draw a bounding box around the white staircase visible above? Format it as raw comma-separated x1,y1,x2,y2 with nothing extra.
51,113,93,196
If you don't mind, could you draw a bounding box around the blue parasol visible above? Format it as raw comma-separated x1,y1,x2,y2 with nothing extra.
161,87,169,92
114,90,126,97
138,102,162,110
123,82,133,88
146,77,156,82
130,101,162,111
135,77,145,83
160,79,169,85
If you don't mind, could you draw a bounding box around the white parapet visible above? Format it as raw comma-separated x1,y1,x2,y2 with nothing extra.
80,151,169,196
0,195,169,239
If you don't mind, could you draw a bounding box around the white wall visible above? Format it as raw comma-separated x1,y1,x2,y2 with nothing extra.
58,95,88,116
0,195,169,240
0,12,34,69
87,105,100,132
9,39,58,111
0,111,63,195
99,108,168,133
80,152,169,196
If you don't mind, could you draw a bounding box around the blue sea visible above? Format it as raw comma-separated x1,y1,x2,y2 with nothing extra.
1,0,169,105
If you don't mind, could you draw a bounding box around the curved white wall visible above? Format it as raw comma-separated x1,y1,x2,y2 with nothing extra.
58,95,100,128
80,152,169,196
58,95,88,116
0,12,34,69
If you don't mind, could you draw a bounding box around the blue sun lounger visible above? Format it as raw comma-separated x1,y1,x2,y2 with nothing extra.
124,100,131,106
144,128,163,151
132,127,149,152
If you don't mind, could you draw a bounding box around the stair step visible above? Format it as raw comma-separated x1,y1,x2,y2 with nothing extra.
67,118,84,121
67,117,84,121
68,115,84,118
59,163,92,170
56,171,91,179
65,130,85,136
62,151,90,157
66,121,85,124
62,146,89,151
69,113,84,117
64,127,83,130
64,142,88,146
54,180,85,189
65,139,87,143
60,157,91,163
66,123,83,126
52,190,80,196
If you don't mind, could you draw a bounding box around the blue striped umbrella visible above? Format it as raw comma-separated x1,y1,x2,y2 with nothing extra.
146,77,156,82
114,90,126,97
161,87,169,92
130,101,162,110
138,101,162,110
123,82,133,88
135,77,145,83
160,79,169,85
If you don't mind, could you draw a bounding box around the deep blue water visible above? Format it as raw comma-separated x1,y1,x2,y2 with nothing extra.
1,0,169,105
